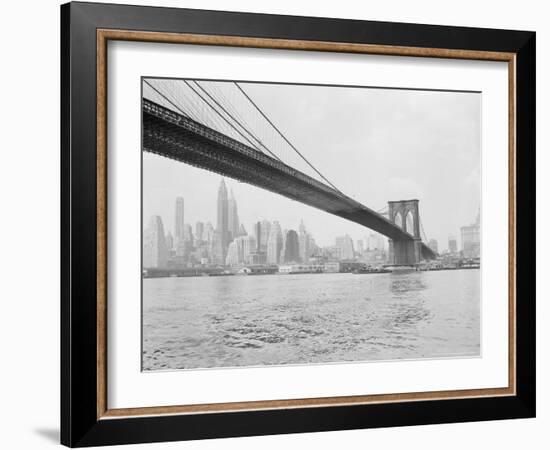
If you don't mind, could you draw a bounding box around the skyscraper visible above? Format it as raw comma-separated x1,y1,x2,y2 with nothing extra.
367,232,384,251
204,222,214,243
143,215,168,268
183,223,194,245
225,240,241,266
356,239,364,256
253,220,271,253
335,235,355,260
428,238,439,253
281,229,300,263
253,222,262,253
165,231,174,252
228,189,240,241
211,231,225,265
195,221,204,242
226,235,249,266
216,179,229,262
262,220,271,250
267,221,283,264
298,220,310,262
448,235,458,254
461,210,480,258
243,235,257,264
174,197,184,243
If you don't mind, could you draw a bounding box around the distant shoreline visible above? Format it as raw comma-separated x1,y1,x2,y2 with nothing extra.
142,265,480,279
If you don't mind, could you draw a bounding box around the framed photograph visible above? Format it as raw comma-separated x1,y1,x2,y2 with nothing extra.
61,2,535,447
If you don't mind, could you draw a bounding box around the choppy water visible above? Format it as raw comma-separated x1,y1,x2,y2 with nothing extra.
142,270,480,371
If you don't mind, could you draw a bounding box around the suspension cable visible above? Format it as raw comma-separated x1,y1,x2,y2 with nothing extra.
192,81,282,162
234,82,342,193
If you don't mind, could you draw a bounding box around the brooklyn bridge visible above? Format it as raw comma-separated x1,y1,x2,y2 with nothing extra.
142,79,437,265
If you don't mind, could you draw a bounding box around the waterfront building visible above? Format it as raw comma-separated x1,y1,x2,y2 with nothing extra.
281,229,300,263
267,221,283,264
461,210,480,258
242,235,257,264
448,235,458,254
143,215,168,268
356,239,364,256
165,231,174,252
174,197,184,243
335,234,355,260
362,248,386,264
253,219,271,253
323,261,341,273
226,240,241,266
298,220,310,263
204,222,214,243
367,232,385,251
195,221,204,242
228,189,240,240
278,264,324,274
238,265,279,275
183,223,194,245
320,245,339,261
253,222,262,252
216,179,229,262
211,231,225,265
226,235,249,266
428,238,439,253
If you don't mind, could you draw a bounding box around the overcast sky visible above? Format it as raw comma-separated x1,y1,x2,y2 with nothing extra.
143,80,480,250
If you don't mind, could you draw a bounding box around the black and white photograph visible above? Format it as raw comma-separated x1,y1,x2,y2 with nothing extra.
141,78,481,371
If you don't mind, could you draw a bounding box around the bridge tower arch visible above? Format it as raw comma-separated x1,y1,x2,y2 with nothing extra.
387,199,423,265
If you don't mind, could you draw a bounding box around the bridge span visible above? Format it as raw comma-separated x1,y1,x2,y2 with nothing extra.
142,99,436,261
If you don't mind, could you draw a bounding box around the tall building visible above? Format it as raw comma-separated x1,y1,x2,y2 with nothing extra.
428,238,439,253
267,221,283,264
356,239,364,256
367,232,384,251
226,239,244,266
249,221,267,263
174,197,184,243
239,223,247,237
216,179,229,262
195,221,204,242
298,220,310,263
281,229,300,263
253,221,262,253
204,222,214,243
165,231,174,252
211,230,225,265
183,223,194,245
228,189,240,240
143,215,168,268
253,220,271,253
242,235,257,264
461,210,480,258
448,235,458,254
335,235,355,260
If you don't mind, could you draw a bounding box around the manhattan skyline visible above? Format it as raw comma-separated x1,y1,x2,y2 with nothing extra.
144,174,388,256
143,81,480,250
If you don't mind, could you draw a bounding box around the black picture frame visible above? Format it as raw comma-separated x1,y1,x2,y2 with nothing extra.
61,1,535,447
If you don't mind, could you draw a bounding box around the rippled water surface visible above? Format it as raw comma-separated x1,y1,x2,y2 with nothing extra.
142,270,480,371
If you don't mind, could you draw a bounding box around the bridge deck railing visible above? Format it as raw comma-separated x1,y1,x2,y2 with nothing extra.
144,99,345,197
143,99,433,252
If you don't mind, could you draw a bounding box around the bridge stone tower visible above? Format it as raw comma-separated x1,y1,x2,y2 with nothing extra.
387,199,423,265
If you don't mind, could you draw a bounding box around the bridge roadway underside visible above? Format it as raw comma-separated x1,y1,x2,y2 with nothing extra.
142,100,436,261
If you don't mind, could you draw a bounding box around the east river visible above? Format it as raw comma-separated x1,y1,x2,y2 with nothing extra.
142,270,480,371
